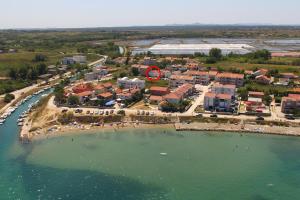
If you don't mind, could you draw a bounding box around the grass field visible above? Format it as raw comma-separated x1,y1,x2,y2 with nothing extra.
201,57,300,74
0,51,65,75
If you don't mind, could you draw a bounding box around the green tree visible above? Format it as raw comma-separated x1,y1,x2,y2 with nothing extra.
36,63,47,75
54,85,66,104
209,48,222,60
131,67,139,76
263,95,272,106
33,54,47,62
67,95,80,106
8,68,18,80
238,88,248,101
4,93,15,103
18,66,29,80
251,49,271,60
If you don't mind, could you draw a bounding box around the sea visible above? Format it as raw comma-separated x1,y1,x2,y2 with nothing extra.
0,92,300,200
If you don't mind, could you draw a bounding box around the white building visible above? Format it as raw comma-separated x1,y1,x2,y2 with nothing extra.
117,77,145,89
73,55,86,64
84,66,109,81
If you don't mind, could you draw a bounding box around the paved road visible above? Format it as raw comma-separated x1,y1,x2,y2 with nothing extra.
185,84,211,115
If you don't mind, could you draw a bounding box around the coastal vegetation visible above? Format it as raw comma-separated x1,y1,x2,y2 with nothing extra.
3,93,15,103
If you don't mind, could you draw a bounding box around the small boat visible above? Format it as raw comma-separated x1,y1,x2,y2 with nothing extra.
160,153,168,156
18,122,23,126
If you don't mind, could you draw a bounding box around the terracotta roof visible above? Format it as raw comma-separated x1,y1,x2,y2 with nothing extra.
292,88,300,93
213,83,236,89
149,95,163,101
185,71,208,76
72,84,93,94
205,92,231,100
94,85,105,90
217,93,232,100
164,93,181,100
208,71,218,76
76,91,93,97
98,92,113,98
170,75,194,81
245,70,254,75
205,92,216,98
216,73,244,79
103,82,113,88
150,86,169,92
248,91,265,96
132,64,149,69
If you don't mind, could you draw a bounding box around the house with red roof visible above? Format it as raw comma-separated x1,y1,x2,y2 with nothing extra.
149,95,164,105
72,83,93,94
215,73,244,87
184,71,210,85
149,86,170,96
97,92,114,101
75,91,94,103
255,75,272,85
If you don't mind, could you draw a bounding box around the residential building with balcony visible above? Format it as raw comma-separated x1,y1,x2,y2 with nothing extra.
215,73,244,87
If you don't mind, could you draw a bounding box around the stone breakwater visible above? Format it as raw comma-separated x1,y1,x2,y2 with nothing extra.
175,123,300,137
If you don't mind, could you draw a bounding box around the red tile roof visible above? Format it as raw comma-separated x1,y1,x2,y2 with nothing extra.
149,95,163,101
150,86,169,93
185,71,208,76
76,91,93,97
216,73,244,79
205,92,231,100
213,83,236,89
248,91,265,97
72,84,93,94
170,75,194,81
98,92,113,98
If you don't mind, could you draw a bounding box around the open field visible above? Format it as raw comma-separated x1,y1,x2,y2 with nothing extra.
0,51,64,74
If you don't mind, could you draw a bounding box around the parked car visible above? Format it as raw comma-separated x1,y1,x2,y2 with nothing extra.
210,114,218,118
285,115,295,120
256,116,265,121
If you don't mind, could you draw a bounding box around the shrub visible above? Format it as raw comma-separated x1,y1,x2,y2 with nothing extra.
4,93,15,103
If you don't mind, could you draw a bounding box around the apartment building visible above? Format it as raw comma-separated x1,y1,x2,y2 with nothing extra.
117,77,145,89
169,75,195,88
163,84,195,104
185,71,210,85
204,92,232,112
211,83,236,96
281,94,300,113
215,73,244,87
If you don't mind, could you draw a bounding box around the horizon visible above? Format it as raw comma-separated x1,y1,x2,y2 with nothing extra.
1,0,300,29
2,23,300,31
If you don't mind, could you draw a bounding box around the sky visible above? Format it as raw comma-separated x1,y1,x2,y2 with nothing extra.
1,0,300,29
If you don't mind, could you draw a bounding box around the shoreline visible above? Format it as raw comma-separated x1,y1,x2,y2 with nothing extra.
27,121,300,142
31,123,175,141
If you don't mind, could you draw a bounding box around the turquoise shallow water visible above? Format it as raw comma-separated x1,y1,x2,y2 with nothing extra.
1,93,300,199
